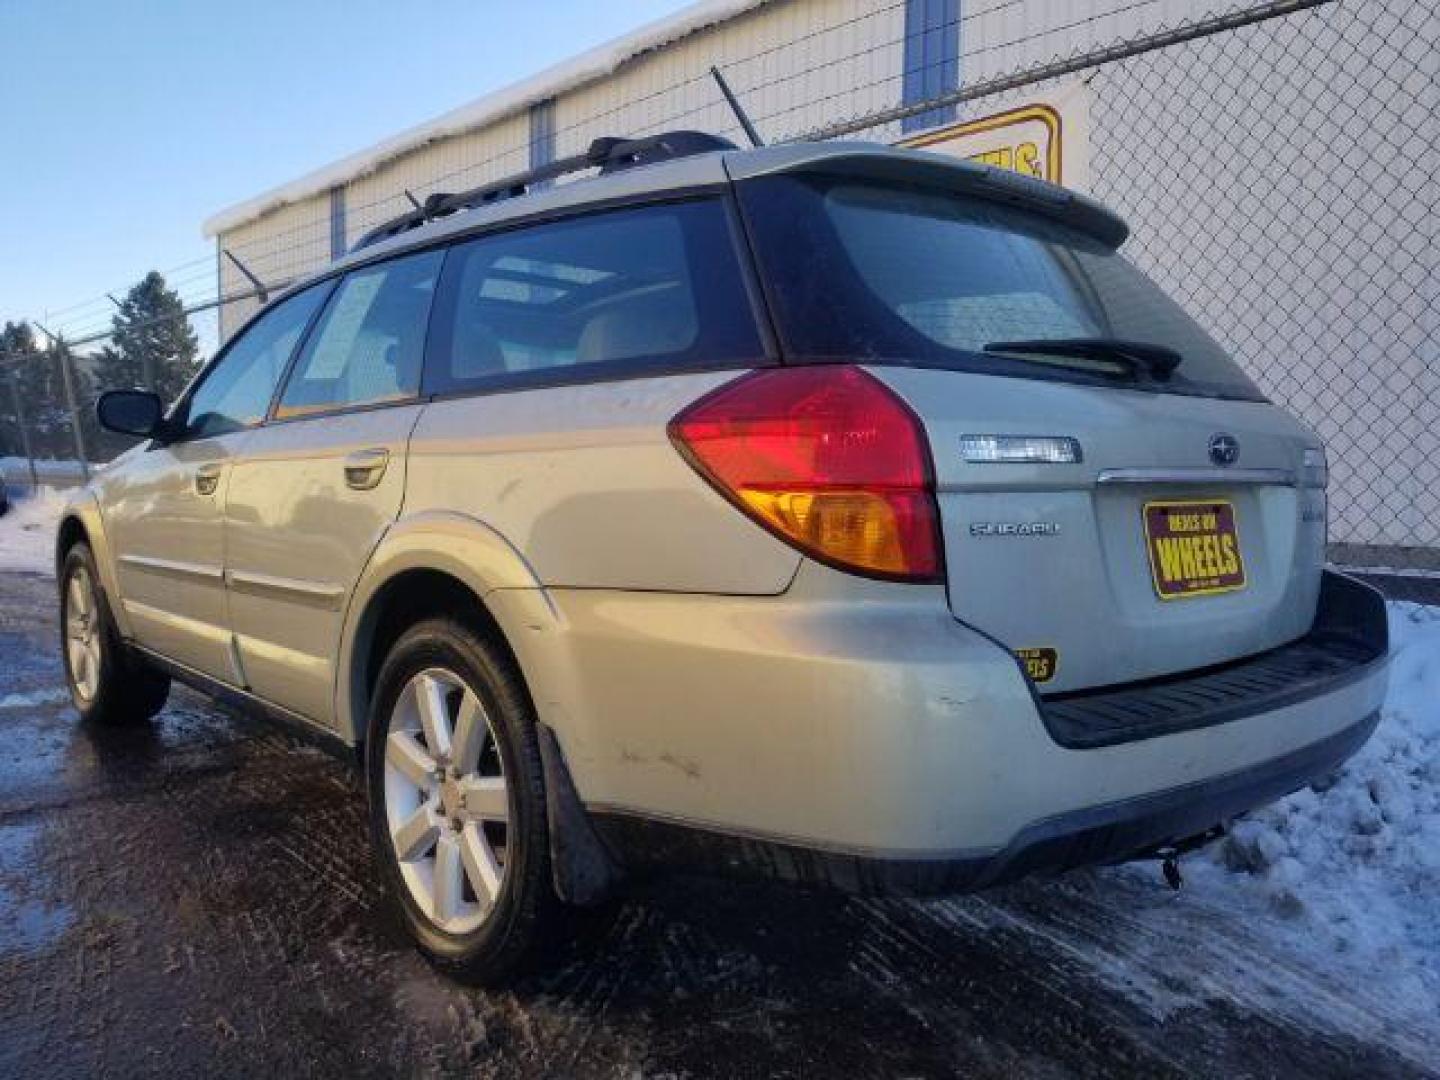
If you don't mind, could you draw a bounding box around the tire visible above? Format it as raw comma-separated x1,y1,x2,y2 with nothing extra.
365,616,558,985
60,542,171,725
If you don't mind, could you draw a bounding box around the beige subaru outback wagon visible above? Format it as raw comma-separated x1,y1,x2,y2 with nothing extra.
60,132,1389,982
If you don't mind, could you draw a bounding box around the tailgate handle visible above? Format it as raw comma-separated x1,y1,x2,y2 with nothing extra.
343,448,390,491
1096,467,1297,487
194,463,222,496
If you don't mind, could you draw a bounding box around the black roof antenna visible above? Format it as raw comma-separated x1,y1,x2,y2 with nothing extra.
710,66,764,148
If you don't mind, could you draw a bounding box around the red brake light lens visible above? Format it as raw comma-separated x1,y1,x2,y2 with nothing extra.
669,366,942,581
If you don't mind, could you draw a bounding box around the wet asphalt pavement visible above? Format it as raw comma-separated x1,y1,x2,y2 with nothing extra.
0,568,1434,1079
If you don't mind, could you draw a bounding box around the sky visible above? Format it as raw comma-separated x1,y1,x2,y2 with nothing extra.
0,0,693,338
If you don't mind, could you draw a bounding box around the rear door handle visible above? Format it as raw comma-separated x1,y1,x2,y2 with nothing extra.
343,448,390,491
195,463,222,496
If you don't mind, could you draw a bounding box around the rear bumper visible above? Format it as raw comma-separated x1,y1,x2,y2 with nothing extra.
593,706,1379,895
1038,571,1389,748
543,566,1389,887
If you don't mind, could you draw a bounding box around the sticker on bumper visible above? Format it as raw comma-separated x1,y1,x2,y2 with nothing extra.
1016,646,1058,684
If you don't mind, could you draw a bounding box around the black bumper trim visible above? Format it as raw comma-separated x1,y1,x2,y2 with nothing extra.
1037,570,1390,749
591,707,1380,896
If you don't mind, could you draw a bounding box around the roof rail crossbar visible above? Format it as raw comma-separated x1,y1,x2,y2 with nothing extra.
351,130,736,252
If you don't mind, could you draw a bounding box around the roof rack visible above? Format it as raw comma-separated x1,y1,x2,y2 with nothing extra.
351,130,737,252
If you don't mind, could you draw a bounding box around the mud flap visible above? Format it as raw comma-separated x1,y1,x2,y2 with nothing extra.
537,723,623,905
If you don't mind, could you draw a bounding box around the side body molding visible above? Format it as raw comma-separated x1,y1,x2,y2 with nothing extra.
335,510,564,746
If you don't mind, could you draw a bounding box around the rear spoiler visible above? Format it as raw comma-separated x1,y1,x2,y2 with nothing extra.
724,142,1130,249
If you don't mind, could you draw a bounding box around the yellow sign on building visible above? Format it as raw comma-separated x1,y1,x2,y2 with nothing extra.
895,80,1092,191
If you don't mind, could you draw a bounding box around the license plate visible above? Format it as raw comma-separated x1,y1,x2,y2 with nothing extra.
1143,500,1246,600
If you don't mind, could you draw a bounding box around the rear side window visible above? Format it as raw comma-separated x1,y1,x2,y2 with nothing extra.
425,200,763,395
181,282,330,438
276,250,442,419
738,176,1265,402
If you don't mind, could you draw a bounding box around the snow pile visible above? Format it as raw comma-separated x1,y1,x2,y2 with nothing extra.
0,487,65,576
1201,601,1440,993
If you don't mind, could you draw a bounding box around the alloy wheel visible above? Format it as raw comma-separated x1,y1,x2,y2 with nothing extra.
383,668,511,935
65,565,102,702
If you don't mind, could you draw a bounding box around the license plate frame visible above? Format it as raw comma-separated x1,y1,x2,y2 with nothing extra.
1143,499,1247,600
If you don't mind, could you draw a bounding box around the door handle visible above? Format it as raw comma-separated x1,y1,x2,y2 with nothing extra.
194,463,222,496
343,448,390,491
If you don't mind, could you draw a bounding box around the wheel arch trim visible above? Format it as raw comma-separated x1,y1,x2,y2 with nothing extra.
335,510,562,746
56,494,132,638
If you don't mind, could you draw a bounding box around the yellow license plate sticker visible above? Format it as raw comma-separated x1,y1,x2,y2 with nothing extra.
1143,500,1246,600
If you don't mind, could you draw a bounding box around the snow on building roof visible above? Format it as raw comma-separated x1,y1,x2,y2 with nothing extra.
203,0,776,238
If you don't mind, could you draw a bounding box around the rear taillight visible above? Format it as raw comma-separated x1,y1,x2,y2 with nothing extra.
668,366,942,582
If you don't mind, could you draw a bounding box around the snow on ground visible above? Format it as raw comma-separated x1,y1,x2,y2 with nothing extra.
0,486,65,575
1079,600,1440,1057
1,456,88,486
1188,601,1440,1006
0,688,69,709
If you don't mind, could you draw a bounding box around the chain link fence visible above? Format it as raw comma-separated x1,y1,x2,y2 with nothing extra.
0,296,245,491
2,0,1433,586
1087,0,1437,581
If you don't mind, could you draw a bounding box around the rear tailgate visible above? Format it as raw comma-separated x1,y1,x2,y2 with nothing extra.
872,367,1328,693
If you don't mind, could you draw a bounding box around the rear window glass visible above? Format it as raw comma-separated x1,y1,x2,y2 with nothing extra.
737,176,1264,402
425,199,764,395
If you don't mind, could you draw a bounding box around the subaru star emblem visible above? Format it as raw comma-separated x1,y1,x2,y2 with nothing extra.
1209,433,1240,466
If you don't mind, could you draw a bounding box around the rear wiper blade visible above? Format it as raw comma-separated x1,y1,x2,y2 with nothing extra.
982,337,1183,380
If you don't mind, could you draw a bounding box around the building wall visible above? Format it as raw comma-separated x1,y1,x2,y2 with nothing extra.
212,0,1436,554
217,192,331,335
217,0,913,338
961,0,1225,84
550,0,906,152
1080,0,1439,551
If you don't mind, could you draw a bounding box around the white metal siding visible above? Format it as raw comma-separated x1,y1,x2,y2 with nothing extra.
553,0,907,151
343,113,532,248
217,194,331,337
962,0,1280,84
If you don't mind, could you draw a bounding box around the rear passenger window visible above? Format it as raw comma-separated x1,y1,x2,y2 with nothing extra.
425,200,763,395
276,250,442,419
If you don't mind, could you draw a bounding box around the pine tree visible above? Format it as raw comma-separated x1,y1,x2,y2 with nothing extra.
93,272,200,405
0,322,35,458
0,320,70,458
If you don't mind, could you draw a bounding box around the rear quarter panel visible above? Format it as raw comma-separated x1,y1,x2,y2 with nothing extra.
403,373,800,593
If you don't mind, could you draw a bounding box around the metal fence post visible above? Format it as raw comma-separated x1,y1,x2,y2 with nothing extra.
5,367,40,491
36,325,90,481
